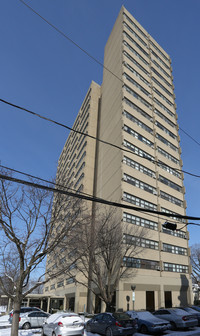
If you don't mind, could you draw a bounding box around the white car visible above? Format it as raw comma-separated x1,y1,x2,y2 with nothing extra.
18,311,50,329
42,312,84,336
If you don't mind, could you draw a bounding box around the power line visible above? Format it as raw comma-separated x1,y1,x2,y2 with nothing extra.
1,172,200,221
18,0,200,150
18,0,122,84
0,163,187,227
0,164,94,200
179,127,200,147
1,97,200,180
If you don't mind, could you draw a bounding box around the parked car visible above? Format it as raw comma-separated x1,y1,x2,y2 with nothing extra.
9,307,42,323
191,305,200,313
153,308,198,330
42,312,84,336
17,311,50,329
85,312,137,336
127,310,170,334
178,307,200,325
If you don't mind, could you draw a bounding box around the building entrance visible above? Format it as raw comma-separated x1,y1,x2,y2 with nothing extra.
146,291,155,311
165,291,172,308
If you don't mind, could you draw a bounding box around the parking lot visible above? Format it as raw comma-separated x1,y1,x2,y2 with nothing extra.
1,313,200,336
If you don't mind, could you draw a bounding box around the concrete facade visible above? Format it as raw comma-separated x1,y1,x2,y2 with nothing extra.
45,6,192,313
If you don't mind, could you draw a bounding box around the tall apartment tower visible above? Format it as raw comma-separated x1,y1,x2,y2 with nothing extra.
45,6,192,312
95,6,192,311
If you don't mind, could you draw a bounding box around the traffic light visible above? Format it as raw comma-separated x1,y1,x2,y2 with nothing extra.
162,222,177,231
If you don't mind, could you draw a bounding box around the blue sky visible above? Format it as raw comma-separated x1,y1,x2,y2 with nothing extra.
1,0,200,245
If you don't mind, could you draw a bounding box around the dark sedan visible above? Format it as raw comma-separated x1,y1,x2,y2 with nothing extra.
178,307,200,325
85,312,137,336
127,311,170,334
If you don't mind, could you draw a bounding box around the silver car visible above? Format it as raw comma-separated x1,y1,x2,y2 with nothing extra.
154,308,198,330
42,312,84,336
19,310,50,329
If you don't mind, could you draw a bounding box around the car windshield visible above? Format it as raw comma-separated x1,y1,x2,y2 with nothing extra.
184,308,195,313
112,313,131,320
172,309,188,316
137,311,153,318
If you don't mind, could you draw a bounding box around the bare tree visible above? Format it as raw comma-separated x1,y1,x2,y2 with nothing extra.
191,244,200,284
66,205,148,312
0,169,81,336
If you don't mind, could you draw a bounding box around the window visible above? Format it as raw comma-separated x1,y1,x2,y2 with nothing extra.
66,277,75,284
151,67,172,87
162,226,186,239
161,207,186,224
123,192,157,211
158,161,181,179
123,12,147,39
76,151,86,169
123,256,159,270
123,40,148,65
151,59,170,78
123,97,152,121
124,139,154,162
81,88,91,111
123,31,149,57
163,243,187,255
159,175,182,192
150,40,169,62
153,87,174,106
152,77,173,97
123,212,158,230
124,234,159,249
124,125,154,148
155,121,177,139
123,173,157,195
123,51,149,76
124,84,152,109
123,111,153,134
74,173,84,188
151,49,170,70
75,162,85,178
156,133,178,152
154,109,176,129
123,63,150,86
157,146,179,165
77,142,87,159
50,284,55,290
123,156,156,178
163,263,188,273
124,73,150,97
160,190,183,207
123,21,148,47
57,281,64,288
154,98,175,118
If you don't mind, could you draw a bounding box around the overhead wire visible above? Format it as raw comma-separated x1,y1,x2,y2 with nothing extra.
1,172,200,221
3,1,198,226
0,163,190,228
18,0,200,151
1,97,200,180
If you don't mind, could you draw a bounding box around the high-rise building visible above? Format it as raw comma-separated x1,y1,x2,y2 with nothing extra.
45,6,192,312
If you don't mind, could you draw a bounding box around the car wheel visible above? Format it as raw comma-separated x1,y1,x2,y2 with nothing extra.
140,324,148,334
22,322,31,330
106,327,113,336
41,328,46,336
170,321,177,330
86,324,92,332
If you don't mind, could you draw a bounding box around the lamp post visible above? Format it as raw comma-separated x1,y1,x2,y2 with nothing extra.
131,285,136,310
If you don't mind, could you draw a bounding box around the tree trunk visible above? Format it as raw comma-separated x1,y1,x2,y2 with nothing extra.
11,299,21,336
105,302,113,312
